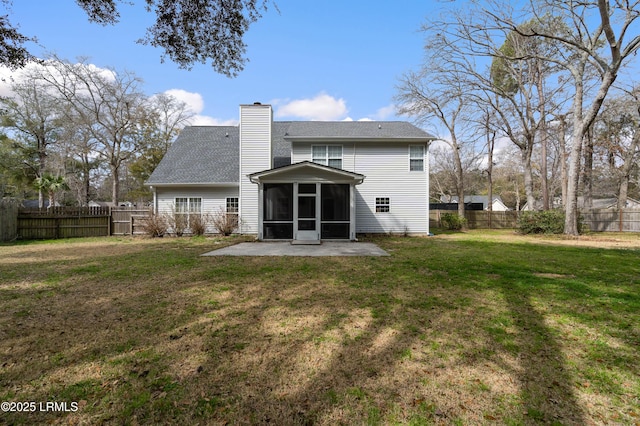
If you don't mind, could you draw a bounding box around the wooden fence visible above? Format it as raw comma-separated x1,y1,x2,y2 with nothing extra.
430,210,520,229
14,206,152,239
111,207,152,236
431,208,640,232
580,209,640,232
1,199,19,242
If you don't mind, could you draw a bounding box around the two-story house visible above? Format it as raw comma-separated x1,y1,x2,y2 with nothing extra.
146,103,434,241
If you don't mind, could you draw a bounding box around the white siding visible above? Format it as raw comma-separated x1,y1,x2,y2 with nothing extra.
239,104,272,234
156,186,239,234
292,141,429,234
354,143,429,234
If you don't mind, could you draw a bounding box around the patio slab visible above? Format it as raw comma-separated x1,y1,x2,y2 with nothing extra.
201,241,389,257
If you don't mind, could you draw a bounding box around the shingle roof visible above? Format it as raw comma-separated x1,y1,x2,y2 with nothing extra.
147,121,434,185
284,121,434,139
146,126,239,184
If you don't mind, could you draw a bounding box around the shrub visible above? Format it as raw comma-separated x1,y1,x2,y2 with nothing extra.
140,214,168,237
165,207,188,237
189,213,210,236
441,213,466,230
211,208,239,236
518,210,566,234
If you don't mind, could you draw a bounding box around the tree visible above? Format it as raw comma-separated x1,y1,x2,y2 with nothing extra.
0,1,33,68
1,0,271,76
126,92,193,200
488,0,640,234
35,57,149,204
0,68,62,207
593,89,640,209
33,174,69,208
417,0,640,234
397,61,480,219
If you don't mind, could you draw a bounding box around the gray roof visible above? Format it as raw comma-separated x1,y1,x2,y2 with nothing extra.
284,121,434,140
146,126,239,185
147,121,434,185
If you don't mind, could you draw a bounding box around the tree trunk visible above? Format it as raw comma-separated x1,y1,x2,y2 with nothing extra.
111,164,119,205
521,145,536,211
582,127,594,208
617,130,640,209
558,116,568,208
537,62,549,210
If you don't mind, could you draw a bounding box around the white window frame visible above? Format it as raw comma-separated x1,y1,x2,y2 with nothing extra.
409,145,425,172
375,197,390,213
226,197,239,214
175,197,202,226
312,145,343,169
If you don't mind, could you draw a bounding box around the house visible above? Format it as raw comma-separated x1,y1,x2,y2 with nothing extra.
146,103,435,241
435,195,510,211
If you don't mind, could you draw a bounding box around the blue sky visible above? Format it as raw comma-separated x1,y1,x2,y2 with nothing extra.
2,1,451,125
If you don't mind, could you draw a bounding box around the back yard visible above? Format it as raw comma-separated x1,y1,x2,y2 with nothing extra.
0,231,638,425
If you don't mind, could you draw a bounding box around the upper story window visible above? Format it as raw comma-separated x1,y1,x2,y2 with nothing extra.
312,145,342,169
409,145,425,171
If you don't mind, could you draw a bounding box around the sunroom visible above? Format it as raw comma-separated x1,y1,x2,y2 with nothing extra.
248,161,365,241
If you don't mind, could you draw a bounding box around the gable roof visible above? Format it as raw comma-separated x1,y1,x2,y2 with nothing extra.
147,121,434,186
249,161,365,184
146,126,239,185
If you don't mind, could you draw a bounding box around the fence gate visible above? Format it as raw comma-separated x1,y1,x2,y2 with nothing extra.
110,207,151,235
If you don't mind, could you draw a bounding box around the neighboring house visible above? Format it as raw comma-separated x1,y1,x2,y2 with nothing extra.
437,195,510,211
146,103,435,241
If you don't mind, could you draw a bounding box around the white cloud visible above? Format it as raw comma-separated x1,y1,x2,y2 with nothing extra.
190,115,238,126
163,89,205,114
373,104,397,120
274,93,348,121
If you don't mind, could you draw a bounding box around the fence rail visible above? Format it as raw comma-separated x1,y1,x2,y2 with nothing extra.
580,208,640,232
430,208,640,232
18,207,111,239
4,206,640,241
11,206,152,240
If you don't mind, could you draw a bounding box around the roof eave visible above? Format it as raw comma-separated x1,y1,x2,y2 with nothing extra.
145,182,238,188
283,136,435,143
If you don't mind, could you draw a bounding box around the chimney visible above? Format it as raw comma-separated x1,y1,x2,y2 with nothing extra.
239,103,272,234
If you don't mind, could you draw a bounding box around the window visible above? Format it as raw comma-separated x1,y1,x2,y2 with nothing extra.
409,145,425,171
175,197,201,228
376,197,390,213
226,197,239,214
312,145,342,169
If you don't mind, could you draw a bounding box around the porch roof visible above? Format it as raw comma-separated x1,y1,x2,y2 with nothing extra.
248,161,365,184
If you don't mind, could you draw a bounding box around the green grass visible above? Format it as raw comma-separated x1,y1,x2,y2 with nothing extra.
0,232,638,424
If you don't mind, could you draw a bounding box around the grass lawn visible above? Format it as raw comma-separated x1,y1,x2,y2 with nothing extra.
0,231,638,425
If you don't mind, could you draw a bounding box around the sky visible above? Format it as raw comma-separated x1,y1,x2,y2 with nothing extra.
1,0,457,126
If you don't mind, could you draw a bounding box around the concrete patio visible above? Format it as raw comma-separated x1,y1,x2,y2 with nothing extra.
201,241,389,257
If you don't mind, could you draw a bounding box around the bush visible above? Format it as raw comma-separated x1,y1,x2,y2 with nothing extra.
518,210,566,234
189,213,210,236
140,214,168,237
441,213,467,230
211,208,239,236
165,207,188,236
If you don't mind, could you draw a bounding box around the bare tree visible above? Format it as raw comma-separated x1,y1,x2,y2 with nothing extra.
488,0,640,233
0,68,62,207
36,57,149,204
397,61,479,219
